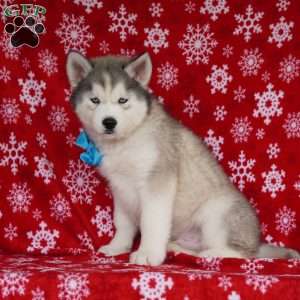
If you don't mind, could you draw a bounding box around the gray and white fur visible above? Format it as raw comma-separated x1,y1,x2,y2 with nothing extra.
66,51,299,266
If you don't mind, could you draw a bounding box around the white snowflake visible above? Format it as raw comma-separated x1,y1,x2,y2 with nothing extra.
178,24,218,65
204,129,224,161
267,143,280,159
228,291,240,300
213,105,227,121
200,0,229,21
157,61,178,90
265,234,285,247
241,259,264,274
233,86,246,102
0,66,11,83
275,206,296,236
149,2,163,17
7,182,32,213
0,132,28,175
238,48,264,76
233,5,264,42
4,223,18,240
48,106,70,132
246,275,279,294
62,160,100,205
144,22,169,54
22,58,30,70
50,193,71,223
91,206,114,237
188,272,212,281
38,49,58,77
197,257,222,271
278,54,300,83
185,1,196,14
0,271,30,297
99,40,110,54
18,71,46,113
261,71,271,82
36,133,47,148
31,287,45,300
276,0,290,12
283,112,300,138
66,134,76,147
120,48,136,57
55,14,94,54
0,98,21,125
108,4,138,42
230,116,253,143
27,221,59,254
222,44,233,58
183,94,200,118
253,83,284,125
132,272,173,300
228,151,256,191
218,275,232,291
73,0,103,14
268,16,294,48
77,231,94,251
0,33,20,60
256,128,265,140
34,153,56,184
262,164,285,198
58,273,90,300
206,64,232,94
24,114,32,125
32,209,42,221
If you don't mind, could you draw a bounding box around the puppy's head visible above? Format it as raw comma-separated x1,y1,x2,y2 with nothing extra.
66,51,152,141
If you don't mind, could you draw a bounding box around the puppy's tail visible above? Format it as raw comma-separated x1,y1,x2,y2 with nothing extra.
257,243,300,259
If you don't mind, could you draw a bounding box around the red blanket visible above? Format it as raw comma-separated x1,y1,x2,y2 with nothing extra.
0,0,299,299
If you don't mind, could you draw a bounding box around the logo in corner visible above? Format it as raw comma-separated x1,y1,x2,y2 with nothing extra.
3,4,47,48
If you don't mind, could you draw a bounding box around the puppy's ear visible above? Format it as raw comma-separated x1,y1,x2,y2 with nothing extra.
66,51,93,88
124,52,152,86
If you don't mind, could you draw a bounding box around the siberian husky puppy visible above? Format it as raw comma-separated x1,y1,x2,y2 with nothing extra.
66,51,299,266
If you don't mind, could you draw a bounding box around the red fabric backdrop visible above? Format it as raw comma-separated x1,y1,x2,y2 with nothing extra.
0,0,300,299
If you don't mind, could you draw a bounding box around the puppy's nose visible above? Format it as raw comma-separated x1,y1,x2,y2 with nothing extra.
102,117,117,130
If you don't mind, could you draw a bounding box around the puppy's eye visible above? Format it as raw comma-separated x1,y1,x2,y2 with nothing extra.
90,97,101,104
118,97,128,104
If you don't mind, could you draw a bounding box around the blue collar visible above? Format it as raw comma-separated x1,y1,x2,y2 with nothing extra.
75,131,103,167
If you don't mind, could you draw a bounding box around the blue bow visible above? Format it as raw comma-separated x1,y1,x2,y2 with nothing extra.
75,131,103,167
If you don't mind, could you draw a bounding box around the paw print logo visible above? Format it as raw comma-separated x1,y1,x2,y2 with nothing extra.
4,16,45,48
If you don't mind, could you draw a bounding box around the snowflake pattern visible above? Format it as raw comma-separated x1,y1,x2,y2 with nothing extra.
178,24,218,65
36,133,47,148
218,275,232,291
222,44,233,58
34,153,56,184
228,151,256,191
230,116,253,143
278,54,300,83
241,259,264,274
185,1,196,14
206,64,233,94
18,71,46,113
149,3,163,17
0,271,30,297
261,164,286,198
238,48,264,77
213,105,228,121
31,287,45,300
108,4,138,42
73,0,103,14
253,83,284,125
157,61,178,90
267,143,280,159
283,112,300,138
233,86,246,102
228,291,241,300
0,33,20,60
57,273,90,300
0,98,21,125
233,5,264,42
62,160,100,205
268,16,294,48
275,205,296,236
55,14,94,54
245,275,279,294
183,94,200,118
48,106,70,132
91,206,114,237
144,22,169,54
132,272,173,300
99,40,110,54
197,257,222,271
0,132,28,175
27,221,59,254
4,223,18,240
276,0,290,11
0,66,11,83
200,0,229,21
38,49,58,77
7,182,33,213
204,129,224,161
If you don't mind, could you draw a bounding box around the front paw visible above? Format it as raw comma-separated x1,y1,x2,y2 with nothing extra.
98,244,130,256
129,248,165,266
